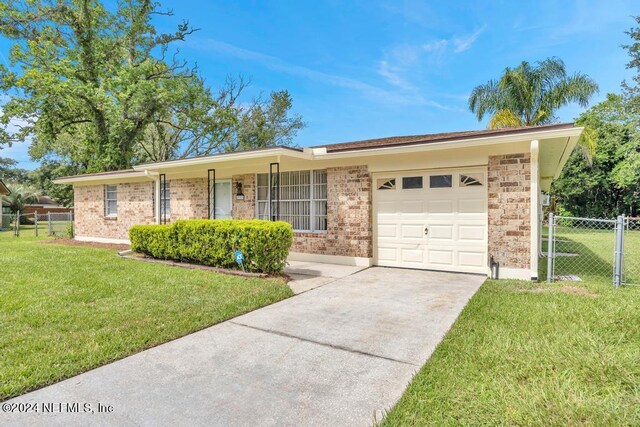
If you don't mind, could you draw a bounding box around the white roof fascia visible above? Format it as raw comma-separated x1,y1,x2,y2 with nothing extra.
135,148,310,171
53,171,149,185
312,127,584,159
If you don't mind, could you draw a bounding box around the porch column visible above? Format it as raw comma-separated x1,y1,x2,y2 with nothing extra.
208,169,216,219
530,139,540,281
154,178,161,224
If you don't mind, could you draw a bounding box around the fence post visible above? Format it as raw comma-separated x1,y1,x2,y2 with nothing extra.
34,210,38,237
547,212,555,282
47,211,51,236
614,215,625,288
14,210,20,237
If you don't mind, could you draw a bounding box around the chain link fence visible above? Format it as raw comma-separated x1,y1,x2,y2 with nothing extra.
623,217,640,286
544,215,616,283
544,214,639,287
0,211,73,237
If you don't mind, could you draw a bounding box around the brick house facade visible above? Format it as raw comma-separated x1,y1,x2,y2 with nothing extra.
61,123,582,279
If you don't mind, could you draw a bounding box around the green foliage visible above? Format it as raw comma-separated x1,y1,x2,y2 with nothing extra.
221,90,305,153
552,94,640,218
469,57,598,128
1,184,39,214
64,222,74,239
130,219,293,274
0,1,305,172
0,157,29,183
0,0,204,171
27,160,78,207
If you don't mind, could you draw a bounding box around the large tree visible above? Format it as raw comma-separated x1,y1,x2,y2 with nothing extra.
135,78,305,162
0,0,305,171
468,57,598,129
552,94,640,217
0,0,203,171
551,17,640,218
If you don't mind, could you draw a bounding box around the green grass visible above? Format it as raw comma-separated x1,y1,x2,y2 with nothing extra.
383,231,640,426
0,231,293,400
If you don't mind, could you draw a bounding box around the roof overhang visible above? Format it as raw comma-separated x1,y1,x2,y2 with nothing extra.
54,170,150,185
53,126,583,185
310,125,583,159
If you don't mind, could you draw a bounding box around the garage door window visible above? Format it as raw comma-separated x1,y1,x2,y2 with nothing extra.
402,176,423,189
460,174,483,187
429,175,452,188
377,178,396,190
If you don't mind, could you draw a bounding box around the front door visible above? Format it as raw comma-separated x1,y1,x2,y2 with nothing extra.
214,181,232,219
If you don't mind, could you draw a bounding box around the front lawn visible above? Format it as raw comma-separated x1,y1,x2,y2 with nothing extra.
383,230,640,425
0,231,293,400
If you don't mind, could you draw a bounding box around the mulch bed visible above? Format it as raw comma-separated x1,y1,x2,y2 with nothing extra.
118,252,281,279
40,238,131,251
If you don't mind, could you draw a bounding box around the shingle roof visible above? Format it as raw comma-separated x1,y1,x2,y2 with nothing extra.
316,123,575,153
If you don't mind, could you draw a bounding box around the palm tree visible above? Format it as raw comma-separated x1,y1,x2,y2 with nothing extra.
469,57,599,158
2,185,39,214
469,57,598,129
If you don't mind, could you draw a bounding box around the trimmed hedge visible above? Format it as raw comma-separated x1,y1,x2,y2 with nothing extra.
129,219,293,274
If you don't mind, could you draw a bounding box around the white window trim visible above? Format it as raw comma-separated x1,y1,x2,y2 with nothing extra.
256,169,328,233
104,184,118,217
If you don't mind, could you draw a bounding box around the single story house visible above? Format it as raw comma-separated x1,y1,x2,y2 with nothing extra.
23,196,73,216
55,123,582,280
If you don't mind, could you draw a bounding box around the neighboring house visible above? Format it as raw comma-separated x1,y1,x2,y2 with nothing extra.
1,179,11,230
54,123,582,280
24,196,73,216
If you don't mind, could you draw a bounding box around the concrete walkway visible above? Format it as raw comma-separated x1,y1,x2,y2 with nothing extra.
2,267,485,427
284,260,367,294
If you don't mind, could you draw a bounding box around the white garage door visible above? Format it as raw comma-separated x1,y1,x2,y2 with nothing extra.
374,167,488,274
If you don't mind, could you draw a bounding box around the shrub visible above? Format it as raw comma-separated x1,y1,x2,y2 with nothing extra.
129,219,293,274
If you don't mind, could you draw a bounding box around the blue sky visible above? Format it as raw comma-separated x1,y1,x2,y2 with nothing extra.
0,0,637,169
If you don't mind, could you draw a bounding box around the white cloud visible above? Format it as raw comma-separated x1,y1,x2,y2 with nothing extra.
452,25,487,53
193,38,437,106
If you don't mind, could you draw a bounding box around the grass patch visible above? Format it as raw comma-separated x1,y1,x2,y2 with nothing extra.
0,231,293,400
383,229,640,425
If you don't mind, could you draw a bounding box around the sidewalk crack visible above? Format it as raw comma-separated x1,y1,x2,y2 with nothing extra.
229,321,419,367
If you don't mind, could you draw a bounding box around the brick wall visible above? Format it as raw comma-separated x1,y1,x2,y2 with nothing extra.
232,174,255,219
488,153,531,270
169,178,208,220
290,165,372,258
74,182,155,240
74,168,373,258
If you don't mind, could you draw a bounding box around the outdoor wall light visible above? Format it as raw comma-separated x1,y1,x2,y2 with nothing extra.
235,182,245,200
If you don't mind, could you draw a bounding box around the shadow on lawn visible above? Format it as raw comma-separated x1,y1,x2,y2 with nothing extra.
540,231,614,284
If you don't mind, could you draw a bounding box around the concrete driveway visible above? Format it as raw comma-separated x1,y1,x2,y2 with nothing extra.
2,267,484,427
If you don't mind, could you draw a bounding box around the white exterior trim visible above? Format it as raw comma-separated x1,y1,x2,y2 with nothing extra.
313,127,583,160
498,267,532,281
75,235,131,245
288,252,372,267
530,139,540,280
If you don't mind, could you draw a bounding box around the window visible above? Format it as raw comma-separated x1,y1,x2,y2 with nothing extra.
377,178,396,190
402,176,423,189
257,170,327,232
105,185,117,217
460,174,483,187
161,181,171,218
429,175,452,188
